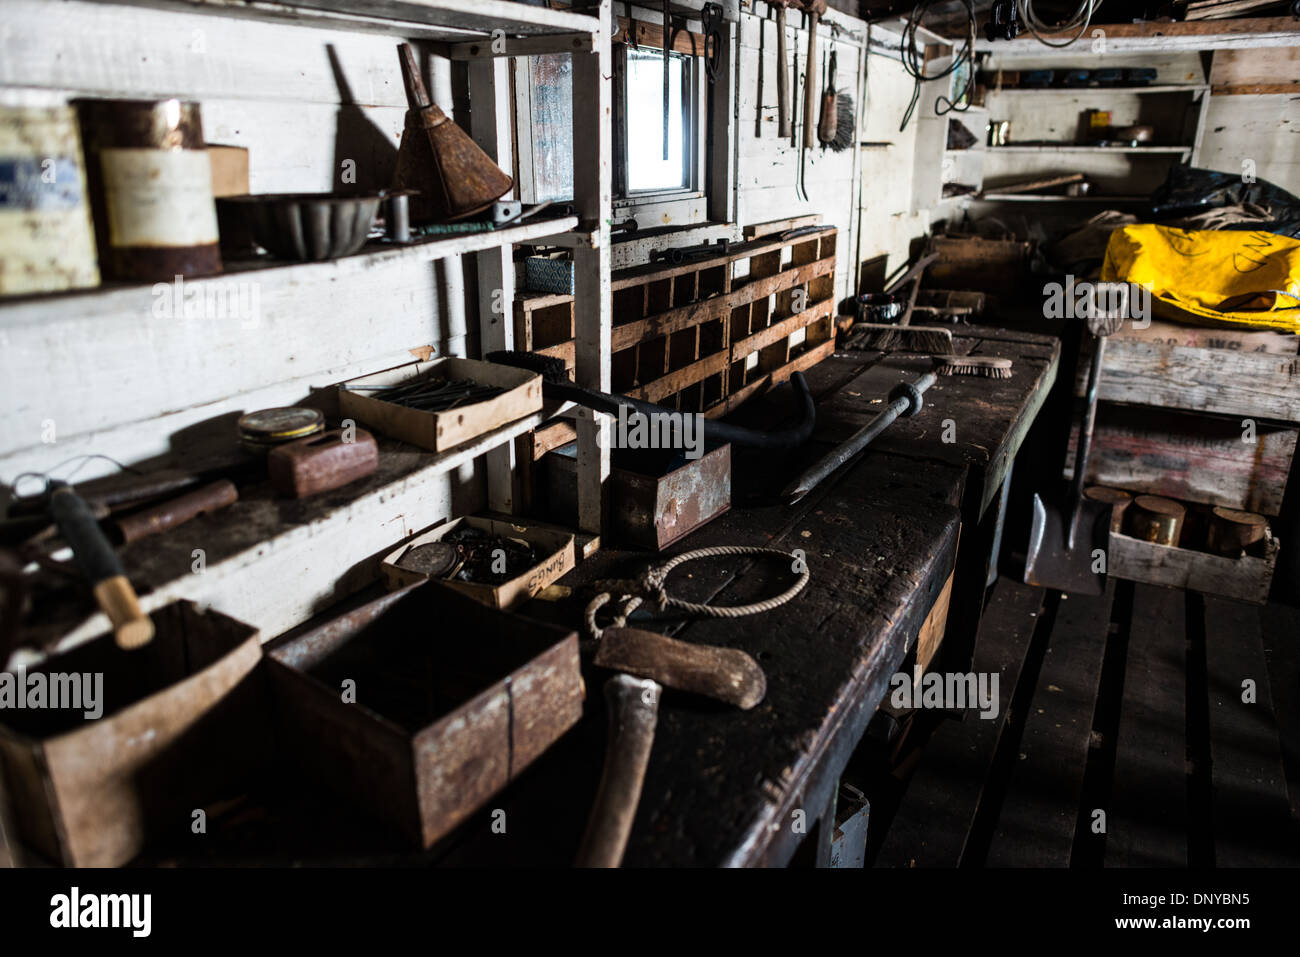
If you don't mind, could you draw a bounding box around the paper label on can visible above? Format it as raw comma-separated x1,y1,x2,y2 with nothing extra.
0,157,83,210
100,148,219,247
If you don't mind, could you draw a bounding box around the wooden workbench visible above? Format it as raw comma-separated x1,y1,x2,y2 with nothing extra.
53,324,1059,868
433,324,1060,867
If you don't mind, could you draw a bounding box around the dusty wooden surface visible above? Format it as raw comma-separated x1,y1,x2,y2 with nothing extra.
499,328,1058,866
75,327,1055,867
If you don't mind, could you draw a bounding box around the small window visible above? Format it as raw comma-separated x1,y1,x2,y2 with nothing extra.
514,39,710,225
622,47,692,193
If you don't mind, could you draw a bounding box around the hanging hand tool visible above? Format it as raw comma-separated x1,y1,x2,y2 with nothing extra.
48,483,153,649
802,1,826,149
702,2,724,84
662,0,671,161
776,2,791,139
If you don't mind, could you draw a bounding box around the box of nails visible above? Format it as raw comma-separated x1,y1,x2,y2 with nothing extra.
338,357,542,453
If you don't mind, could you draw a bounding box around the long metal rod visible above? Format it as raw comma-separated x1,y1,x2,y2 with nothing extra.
1066,336,1106,547
782,371,936,504
662,0,670,160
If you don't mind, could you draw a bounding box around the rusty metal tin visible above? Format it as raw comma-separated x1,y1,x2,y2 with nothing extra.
1084,486,1132,534
0,104,100,296
1126,494,1186,547
544,441,732,551
237,407,325,454
76,99,222,281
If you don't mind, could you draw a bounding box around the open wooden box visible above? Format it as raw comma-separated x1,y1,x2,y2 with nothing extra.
265,583,583,849
338,356,542,453
0,602,263,867
381,514,575,610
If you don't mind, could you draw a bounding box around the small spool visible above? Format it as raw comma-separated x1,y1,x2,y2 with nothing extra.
1126,495,1185,546
1084,486,1132,534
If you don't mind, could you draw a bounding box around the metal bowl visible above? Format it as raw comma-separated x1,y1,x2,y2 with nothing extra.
854,293,906,324
222,192,382,262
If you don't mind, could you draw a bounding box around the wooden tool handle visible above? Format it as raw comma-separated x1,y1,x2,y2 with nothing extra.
802,12,819,147
776,9,791,139
594,626,767,710
49,486,154,649
575,674,661,868
116,479,238,544
92,576,155,650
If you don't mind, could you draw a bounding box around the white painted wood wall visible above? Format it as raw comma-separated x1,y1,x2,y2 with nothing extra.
0,0,475,527
735,3,933,303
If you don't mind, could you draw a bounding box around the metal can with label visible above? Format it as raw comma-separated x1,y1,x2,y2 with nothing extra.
76,99,222,281
0,104,100,296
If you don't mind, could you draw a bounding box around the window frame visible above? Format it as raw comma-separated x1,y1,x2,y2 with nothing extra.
511,17,721,230
611,43,709,225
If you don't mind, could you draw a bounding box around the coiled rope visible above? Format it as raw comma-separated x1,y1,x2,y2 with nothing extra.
585,545,810,640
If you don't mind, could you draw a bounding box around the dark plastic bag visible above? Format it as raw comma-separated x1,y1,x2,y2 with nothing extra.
1147,166,1300,238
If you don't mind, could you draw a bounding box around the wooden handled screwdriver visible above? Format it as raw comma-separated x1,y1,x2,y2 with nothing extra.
49,484,154,649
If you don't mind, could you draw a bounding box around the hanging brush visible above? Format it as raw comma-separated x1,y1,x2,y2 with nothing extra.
817,48,854,152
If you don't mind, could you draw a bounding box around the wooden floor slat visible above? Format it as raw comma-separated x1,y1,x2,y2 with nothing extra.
1106,583,1188,868
875,579,1045,867
987,582,1116,867
1203,596,1294,867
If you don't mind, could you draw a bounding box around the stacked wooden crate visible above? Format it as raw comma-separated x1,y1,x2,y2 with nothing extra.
515,227,837,418
1069,317,1300,602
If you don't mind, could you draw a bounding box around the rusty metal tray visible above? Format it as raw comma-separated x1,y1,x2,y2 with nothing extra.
264,582,583,849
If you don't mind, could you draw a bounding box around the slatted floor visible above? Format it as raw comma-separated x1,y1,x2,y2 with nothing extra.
875,577,1300,868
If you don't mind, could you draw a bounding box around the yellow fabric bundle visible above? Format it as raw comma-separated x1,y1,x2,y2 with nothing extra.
1101,224,1300,332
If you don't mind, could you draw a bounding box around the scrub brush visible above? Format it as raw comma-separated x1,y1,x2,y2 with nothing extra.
817,50,855,152
934,356,1014,379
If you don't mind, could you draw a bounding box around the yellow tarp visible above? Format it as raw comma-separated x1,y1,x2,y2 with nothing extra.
1101,224,1300,332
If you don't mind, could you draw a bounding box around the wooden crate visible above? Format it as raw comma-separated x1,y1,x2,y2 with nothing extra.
266,583,583,849
339,357,542,453
379,514,575,609
1076,319,1300,424
0,602,263,867
1065,405,1298,516
514,227,838,418
1108,530,1279,605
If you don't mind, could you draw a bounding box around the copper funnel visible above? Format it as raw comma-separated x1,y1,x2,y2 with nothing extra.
392,44,513,221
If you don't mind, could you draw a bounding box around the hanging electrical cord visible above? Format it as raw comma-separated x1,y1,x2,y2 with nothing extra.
897,0,977,132
1018,0,1095,49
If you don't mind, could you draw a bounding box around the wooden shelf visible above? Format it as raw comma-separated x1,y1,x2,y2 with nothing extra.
978,193,1148,202
987,145,1192,154
984,84,1210,95
0,216,580,324
84,0,602,42
16,405,573,660
973,17,1300,54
